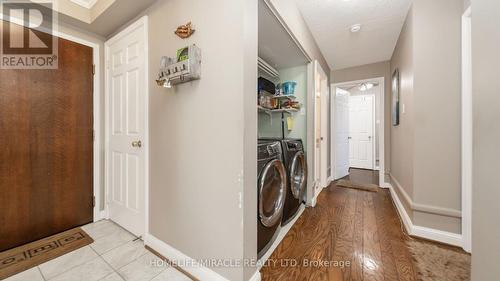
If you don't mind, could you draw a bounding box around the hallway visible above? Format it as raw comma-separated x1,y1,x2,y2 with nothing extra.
260,169,432,281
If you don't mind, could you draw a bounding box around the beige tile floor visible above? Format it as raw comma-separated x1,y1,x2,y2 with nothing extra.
5,220,191,281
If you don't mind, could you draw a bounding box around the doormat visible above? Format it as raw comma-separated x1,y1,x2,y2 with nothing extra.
407,239,471,281
0,227,93,279
335,179,379,192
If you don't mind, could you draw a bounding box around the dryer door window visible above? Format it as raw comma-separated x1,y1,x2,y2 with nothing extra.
259,159,286,227
290,151,307,199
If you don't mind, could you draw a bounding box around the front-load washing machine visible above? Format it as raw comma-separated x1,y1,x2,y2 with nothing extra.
259,138,307,225
257,140,287,259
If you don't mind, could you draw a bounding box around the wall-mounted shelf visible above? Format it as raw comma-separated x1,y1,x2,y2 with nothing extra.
259,91,297,100
258,106,299,115
156,44,201,88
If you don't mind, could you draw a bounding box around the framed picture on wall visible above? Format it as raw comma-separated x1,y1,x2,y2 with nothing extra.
392,69,400,126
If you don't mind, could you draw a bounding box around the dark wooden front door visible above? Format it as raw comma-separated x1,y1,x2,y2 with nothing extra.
0,22,94,251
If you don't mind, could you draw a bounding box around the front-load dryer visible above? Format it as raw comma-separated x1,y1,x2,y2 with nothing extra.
258,138,307,225
257,140,287,259
280,139,307,225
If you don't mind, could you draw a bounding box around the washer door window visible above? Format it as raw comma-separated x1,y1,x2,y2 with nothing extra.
290,151,307,199
259,159,286,227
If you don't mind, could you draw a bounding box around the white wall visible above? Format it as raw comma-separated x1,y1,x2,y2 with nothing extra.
389,0,463,235
242,0,258,279
463,0,471,10
390,6,415,215
144,0,257,280
411,0,462,234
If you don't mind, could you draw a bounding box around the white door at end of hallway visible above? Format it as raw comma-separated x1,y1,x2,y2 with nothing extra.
349,95,374,170
106,18,148,237
334,88,350,179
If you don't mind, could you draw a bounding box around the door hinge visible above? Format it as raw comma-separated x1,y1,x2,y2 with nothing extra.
92,196,95,207
92,64,96,75
93,129,95,141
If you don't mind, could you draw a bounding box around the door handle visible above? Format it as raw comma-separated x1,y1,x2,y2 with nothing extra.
132,140,142,148
368,136,372,139
348,137,352,140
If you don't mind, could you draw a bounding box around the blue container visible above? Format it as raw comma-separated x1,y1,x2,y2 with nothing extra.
282,81,297,95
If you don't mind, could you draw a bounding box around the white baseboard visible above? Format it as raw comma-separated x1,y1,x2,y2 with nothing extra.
308,195,317,207
387,183,414,235
309,184,323,207
379,181,392,189
326,176,334,187
386,182,464,248
307,180,323,207
412,225,463,247
93,210,108,222
249,270,262,281
144,234,230,281
100,210,108,220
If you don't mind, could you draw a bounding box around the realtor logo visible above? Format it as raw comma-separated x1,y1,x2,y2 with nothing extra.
1,0,58,69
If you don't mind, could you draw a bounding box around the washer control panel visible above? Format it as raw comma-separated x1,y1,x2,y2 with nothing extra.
258,141,282,159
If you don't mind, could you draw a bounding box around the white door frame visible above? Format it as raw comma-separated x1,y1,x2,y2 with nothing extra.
104,16,150,236
306,60,329,207
0,14,102,222
320,69,329,189
306,62,315,206
461,6,472,253
331,77,386,187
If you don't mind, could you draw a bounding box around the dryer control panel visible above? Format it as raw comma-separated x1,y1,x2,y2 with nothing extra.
286,140,303,152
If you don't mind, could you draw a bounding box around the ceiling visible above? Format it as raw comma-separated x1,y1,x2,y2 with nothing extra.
296,0,412,70
60,0,157,37
338,80,380,91
71,0,98,9
258,0,309,70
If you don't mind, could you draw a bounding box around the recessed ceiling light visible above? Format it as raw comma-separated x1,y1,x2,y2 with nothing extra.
350,24,362,33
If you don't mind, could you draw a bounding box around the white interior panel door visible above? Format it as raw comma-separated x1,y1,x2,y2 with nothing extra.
335,88,350,179
349,95,374,170
106,18,147,236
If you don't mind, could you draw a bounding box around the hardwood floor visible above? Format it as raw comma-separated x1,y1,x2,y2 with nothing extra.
260,169,418,281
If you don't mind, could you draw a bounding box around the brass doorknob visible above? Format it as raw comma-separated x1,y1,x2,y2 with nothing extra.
132,140,142,148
